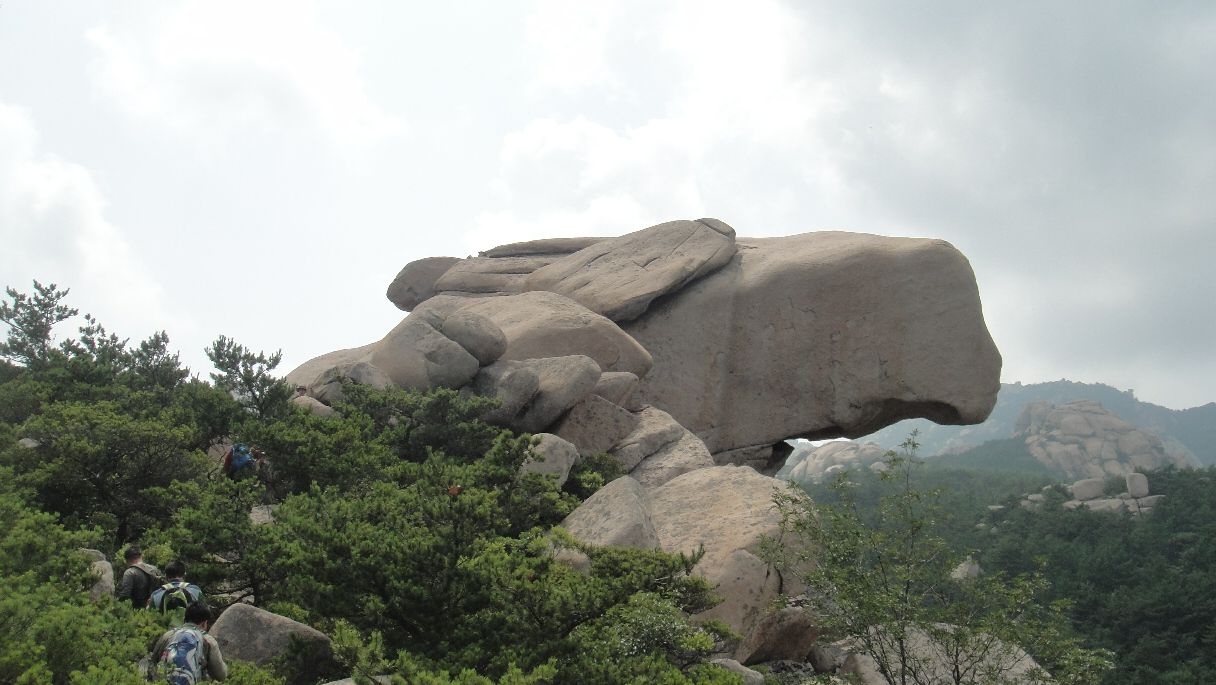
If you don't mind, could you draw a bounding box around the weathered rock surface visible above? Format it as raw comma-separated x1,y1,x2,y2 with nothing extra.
284,343,376,390
629,429,716,490
1069,477,1106,501
210,604,332,666
1126,472,1149,498
649,466,799,655
462,360,541,425
434,255,563,295
515,355,602,433
609,406,687,471
1016,400,1190,480
592,371,640,409
622,232,1001,456
737,606,819,665
311,361,395,404
553,394,640,457
784,440,890,484
291,394,337,417
558,476,659,551
481,236,607,258
369,318,482,390
386,256,461,311
522,433,580,487
449,292,653,377
525,218,738,322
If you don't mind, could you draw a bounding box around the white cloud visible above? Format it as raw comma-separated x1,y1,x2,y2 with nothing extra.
0,102,180,346
86,0,401,152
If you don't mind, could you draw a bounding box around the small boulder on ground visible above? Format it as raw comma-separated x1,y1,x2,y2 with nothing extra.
210,604,332,667
522,433,580,487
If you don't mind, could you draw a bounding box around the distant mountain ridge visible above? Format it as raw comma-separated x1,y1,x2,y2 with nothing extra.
860,380,1216,465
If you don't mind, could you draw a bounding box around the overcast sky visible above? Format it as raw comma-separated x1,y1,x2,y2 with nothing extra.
1,1,1213,410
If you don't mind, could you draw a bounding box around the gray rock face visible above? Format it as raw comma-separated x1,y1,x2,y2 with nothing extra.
629,429,715,490
434,255,563,295
649,466,796,655
1070,478,1106,502
515,355,602,433
622,232,1001,456
559,476,659,550
435,310,508,365
89,560,115,601
609,407,687,471
311,361,395,404
552,395,640,458
284,344,376,390
1125,472,1149,498
210,604,331,666
369,318,481,390
737,606,819,665
463,360,542,425
1017,400,1190,480
524,218,738,322
481,236,608,258
592,371,640,409
450,292,653,377
523,433,580,487
386,256,461,311
291,394,337,417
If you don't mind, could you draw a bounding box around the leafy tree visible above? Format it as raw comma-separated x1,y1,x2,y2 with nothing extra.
206,335,293,419
0,281,77,369
767,434,1113,685
12,400,208,544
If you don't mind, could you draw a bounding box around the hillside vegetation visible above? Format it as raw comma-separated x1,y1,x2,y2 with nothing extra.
0,282,740,684
799,458,1216,684
861,381,1216,465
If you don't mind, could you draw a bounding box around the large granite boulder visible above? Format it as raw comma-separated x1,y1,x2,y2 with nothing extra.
621,231,1001,456
552,394,640,457
834,625,1041,684
629,428,716,490
1016,400,1191,480
441,292,653,377
522,433,580,487
558,476,660,551
369,318,481,390
524,218,737,321
649,466,809,658
386,256,461,311
210,604,332,666
609,406,687,471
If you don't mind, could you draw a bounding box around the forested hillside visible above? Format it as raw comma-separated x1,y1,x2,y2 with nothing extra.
860,381,1216,465
0,282,741,684
799,459,1216,684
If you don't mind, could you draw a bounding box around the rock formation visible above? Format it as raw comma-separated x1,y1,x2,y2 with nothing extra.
1016,400,1191,480
783,440,891,484
286,217,1002,652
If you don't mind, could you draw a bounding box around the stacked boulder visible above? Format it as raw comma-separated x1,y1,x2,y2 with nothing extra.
1016,400,1192,480
1061,473,1163,515
286,218,1002,654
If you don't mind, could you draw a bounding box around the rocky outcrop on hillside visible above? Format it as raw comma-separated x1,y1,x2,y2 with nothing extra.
783,441,891,484
1013,473,1164,516
861,380,1215,465
286,218,1001,652
1015,400,1192,480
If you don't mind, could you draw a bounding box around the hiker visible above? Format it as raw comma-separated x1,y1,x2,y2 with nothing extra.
149,560,204,614
145,602,228,682
116,546,162,609
222,443,257,481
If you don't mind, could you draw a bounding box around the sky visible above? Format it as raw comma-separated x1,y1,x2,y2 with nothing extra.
0,1,1213,410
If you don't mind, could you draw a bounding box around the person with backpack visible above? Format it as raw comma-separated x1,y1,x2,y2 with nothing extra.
117,546,162,610
222,443,257,481
149,560,204,614
145,602,228,682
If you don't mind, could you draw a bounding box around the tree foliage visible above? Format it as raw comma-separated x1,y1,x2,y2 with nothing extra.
767,434,1113,685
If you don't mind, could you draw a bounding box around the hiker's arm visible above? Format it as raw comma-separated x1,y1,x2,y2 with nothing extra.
116,568,135,600
205,634,229,681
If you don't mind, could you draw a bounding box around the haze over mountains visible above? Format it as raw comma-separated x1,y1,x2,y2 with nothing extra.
858,380,1216,466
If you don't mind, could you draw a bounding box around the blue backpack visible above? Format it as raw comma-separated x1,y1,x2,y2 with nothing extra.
155,626,206,684
230,444,254,471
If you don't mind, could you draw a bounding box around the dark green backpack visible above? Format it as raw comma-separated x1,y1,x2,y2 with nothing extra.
155,582,196,613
